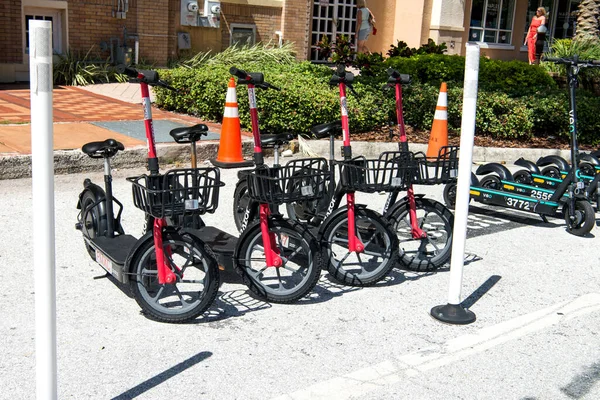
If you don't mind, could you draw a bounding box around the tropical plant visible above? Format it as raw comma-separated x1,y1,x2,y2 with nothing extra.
316,34,356,65
176,41,297,69
387,39,447,58
53,47,127,86
574,0,600,41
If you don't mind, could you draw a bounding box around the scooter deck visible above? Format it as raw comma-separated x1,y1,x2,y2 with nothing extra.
192,226,237,272
90,234,138,283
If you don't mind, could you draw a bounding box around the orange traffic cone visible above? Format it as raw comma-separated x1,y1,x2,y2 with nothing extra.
426,82,449,159
211,78,253,168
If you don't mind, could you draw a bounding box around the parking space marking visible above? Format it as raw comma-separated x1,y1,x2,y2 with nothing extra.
271,293,600,400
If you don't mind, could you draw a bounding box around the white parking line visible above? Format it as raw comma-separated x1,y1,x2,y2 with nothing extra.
271,293,600,400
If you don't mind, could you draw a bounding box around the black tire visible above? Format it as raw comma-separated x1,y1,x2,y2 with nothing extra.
480,175,502,190
443,183,457,209
235,219,322,303
129,230,219,323
286,171,330,223
79,190,108,260
321,207,398,286
541,165,561,179
579,162,596,178
564,200,595,236
387,198,454,272
233,179,258,233
513,169,534,185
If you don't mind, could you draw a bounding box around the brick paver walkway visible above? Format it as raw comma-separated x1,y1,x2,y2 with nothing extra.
0,85,174,124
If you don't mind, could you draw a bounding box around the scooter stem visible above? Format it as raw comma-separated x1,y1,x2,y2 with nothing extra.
259,204,282,267
154,218,177,284
140,80,159,175
395,81,425,238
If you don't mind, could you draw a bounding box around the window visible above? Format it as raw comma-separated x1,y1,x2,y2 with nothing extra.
469,0,516,44
230,24,256,47
24,9,63,54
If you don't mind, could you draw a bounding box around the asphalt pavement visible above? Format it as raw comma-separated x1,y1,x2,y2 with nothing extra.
1,158,599,399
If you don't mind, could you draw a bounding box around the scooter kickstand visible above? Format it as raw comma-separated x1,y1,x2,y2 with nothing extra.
539,214,549,223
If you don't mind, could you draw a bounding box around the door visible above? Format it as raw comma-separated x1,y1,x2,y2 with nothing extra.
310,0,357,62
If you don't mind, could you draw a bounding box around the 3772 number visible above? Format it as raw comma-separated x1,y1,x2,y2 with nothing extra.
505,198,531,210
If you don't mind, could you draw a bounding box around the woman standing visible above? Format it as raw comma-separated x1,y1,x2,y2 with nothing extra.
525,7,547,65
355,0,375,54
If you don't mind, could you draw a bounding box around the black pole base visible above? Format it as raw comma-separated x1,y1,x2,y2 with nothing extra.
430,304,476,325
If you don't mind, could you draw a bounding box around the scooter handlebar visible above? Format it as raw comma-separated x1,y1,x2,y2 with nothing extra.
542,55,600,67
386,68,411,84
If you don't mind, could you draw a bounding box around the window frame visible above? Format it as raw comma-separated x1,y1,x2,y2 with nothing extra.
229,23,257,47
468,0,517,46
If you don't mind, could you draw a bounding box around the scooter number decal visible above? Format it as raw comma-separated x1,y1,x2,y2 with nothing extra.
280,233,290,248
531,190,551,201
391,177,403,187
185,199,199,210
301,185,314,196
96,250,113,275
505,198,531,210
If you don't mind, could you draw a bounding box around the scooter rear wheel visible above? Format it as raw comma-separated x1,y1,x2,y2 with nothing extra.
564,200,595,236
130,230,219,323
480,175,502,190
387,198,454,272
79,190,107,260
233,179,258,233
321,208,398,286
235,219,322,303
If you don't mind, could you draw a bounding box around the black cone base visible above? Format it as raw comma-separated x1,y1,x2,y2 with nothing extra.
430,304,476,325
210,158,254,169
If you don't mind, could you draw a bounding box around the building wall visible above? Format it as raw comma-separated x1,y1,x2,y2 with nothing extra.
220,2,282,50
281,0,311,60
0,0,23,64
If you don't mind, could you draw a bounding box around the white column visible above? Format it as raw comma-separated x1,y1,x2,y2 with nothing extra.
30,20,57,400
447,43,480,305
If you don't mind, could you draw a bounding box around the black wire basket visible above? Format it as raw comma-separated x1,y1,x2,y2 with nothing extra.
246,158,328,204
127,168,224,219
337,151,417,193
412,146,459,185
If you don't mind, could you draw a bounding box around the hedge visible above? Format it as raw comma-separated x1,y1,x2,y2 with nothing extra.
154,60,600,146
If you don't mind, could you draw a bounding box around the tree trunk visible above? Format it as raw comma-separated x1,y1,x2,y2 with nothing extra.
575,0,600,41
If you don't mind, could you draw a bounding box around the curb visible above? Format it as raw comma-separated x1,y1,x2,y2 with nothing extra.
0,139,573,180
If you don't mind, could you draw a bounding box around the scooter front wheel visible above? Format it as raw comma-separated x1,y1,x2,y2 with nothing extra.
513,169,534,185
130,230,219,323
564,200,595,236
321,208,398,286
387,198,454,272
235,219,322,303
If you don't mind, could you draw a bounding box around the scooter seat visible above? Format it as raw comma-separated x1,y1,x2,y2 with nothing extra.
261,133,296,148
82,139,124,159
170,124,209,143
310,121,341,139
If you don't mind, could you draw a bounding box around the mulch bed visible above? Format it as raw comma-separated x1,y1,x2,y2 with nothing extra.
349,125,598,151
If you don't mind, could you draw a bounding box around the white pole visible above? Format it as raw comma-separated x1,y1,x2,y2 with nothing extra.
431,43,480,325
30,20,57,399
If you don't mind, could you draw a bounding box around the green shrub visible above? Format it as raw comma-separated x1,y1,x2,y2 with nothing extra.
154,54,600,145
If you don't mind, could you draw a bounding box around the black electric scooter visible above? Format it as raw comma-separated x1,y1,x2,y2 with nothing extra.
76,67,221,323
442,55,598,236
